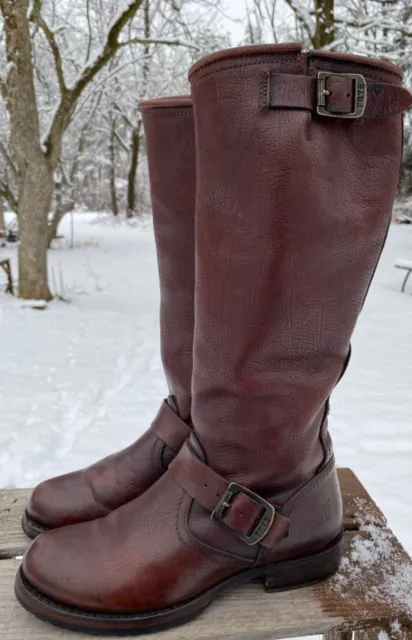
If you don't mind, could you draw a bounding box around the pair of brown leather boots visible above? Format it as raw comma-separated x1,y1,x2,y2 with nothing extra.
15,44,411,634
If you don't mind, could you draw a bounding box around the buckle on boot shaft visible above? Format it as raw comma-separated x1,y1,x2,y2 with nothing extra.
317,71,367,118
211,482,276,546
170,443,290,548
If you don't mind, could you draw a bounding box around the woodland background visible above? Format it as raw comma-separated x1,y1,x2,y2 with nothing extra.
0,0,411,300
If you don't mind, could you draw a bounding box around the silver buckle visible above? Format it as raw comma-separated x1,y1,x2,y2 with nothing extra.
317,71,367,119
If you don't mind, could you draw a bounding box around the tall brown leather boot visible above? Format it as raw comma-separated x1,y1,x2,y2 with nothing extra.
15,45,411,634
21,96,195,538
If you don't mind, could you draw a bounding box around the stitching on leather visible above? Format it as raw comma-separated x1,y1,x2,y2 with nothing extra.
283,456,335,515
25,512,49,533
142,111,192,117
177,489,252,565
185,490,250,567
20,568,215,619
159,443,169,471
150,433,157,467
259,71,269,109
309,56,400,82
191,53,301,82
150,436,163,474
190,50,399,83
255,542,267,566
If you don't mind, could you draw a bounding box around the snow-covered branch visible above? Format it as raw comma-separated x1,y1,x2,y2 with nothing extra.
117,37,200,50
44,0,145,165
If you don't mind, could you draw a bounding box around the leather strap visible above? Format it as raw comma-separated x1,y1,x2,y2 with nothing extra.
268,73,412,118
150,400,192,451
170,443,290,549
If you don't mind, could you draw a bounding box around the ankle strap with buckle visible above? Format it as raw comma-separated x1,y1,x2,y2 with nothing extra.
169,443,290,548
268,71,412,119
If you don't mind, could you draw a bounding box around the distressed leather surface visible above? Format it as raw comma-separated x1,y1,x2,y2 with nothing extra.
189,44,406,496
26,97,196,530
142,96,195,420
20,46,410,617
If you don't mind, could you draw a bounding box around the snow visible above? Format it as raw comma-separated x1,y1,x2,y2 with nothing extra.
395,258,412,269
330,511,412,622
0,213,164,487
27,0,34,19
1,213,412,562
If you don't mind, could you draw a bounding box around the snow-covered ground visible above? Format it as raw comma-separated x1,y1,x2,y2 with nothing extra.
1,213,412,557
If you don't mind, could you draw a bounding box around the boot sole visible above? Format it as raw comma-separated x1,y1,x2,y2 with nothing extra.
14,532,343,635
21,511,50,540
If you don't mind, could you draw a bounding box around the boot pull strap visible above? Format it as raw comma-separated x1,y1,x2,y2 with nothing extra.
150,400,192,452
170,442,290,549
267,72,412,119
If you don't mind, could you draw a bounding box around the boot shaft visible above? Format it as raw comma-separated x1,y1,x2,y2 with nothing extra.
140,97,195,419
189,45,410,493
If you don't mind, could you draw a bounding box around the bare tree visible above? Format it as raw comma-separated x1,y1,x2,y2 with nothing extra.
0,0,190,300
126,0,149,218
313,0,334,48
0,196,4,241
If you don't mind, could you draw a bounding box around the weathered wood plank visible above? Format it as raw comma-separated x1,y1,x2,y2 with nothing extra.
1,543,411,640
0,470,411,639
324,631,353,640
338,468,386,530
355,628,412,640
1,532,411,639
0,489,31,559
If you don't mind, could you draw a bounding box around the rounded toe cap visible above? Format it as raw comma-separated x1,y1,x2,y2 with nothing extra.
22,530,66,603
27,472,108,530
22,523,99,610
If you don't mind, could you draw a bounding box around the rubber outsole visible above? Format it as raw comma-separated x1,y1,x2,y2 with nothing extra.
21,510,50,540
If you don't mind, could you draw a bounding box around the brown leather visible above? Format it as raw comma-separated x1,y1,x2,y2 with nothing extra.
169,442,290,548
26,406,172,529
189,44,408,497
268,73,412,117
21,451,341,615
23,96,196,534
142,96,195,420
151,400,192,451
17,45,410,632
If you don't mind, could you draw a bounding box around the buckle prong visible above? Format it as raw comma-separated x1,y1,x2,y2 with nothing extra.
317,71,367,119
211,482,275,546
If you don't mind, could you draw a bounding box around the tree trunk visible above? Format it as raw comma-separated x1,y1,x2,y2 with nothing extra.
127,0,149,218
109,118,119,216
18,160,54,300
0,197,5,241
0,0,154,298
314,0,335,48
126,123,141,218
0,0,53,300
47,203,74,249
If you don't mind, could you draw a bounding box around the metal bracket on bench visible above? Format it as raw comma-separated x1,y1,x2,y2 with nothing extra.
395,264,412,293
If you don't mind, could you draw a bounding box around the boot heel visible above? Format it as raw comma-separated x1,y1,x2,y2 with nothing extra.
264,534,343,592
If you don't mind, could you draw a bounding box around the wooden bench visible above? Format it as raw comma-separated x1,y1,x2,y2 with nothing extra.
395,259,412,293
1,470,411,640
0,258,13,294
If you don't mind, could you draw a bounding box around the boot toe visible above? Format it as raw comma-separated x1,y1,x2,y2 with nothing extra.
27,473,109,529
22,529,72,606
22,522,102,610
